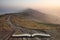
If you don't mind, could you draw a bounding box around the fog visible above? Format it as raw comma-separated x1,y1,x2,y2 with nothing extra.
0,0,60,17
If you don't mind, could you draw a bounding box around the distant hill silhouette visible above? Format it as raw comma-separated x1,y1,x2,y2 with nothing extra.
14,8,60,24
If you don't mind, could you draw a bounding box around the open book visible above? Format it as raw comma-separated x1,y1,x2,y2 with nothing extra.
12,33,51,38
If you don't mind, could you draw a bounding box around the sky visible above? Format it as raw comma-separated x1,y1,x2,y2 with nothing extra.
0,0,60,16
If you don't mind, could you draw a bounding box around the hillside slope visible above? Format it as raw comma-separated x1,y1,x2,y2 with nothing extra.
0,15,13,31
16,9,60,24
0,9,60,40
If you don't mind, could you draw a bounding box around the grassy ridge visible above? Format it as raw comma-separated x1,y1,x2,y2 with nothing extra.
11,15,59,30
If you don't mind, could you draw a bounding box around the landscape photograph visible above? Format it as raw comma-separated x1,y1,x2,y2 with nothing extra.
0,0,60,40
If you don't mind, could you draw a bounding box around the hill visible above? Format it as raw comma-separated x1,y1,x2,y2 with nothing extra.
0,8,60,40
0,8,60,30
15,9,60,24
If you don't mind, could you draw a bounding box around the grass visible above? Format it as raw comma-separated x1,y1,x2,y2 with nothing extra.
14,30,23,34
11,15,59,30
0,15,13,31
